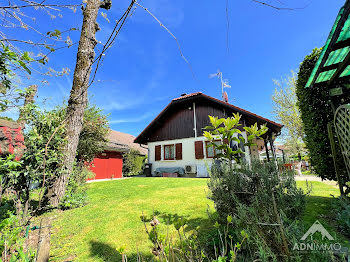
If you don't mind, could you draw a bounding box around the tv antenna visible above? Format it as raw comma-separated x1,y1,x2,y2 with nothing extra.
209,69,231,102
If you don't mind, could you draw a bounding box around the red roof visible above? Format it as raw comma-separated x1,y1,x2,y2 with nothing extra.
134,92,283,144
172,92,202,101
107,130,147,155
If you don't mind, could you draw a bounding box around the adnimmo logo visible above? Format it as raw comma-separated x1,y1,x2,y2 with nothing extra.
293,220,345,254
300,220,334,241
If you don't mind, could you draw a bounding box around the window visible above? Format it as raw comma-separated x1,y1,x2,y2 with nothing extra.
206,140,221,158
164,144,175,160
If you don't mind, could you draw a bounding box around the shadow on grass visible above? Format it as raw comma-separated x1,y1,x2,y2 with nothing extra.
150,209,217,233
141,210,219,255
303,195,335,226
89,240,154,262
303,195,350,249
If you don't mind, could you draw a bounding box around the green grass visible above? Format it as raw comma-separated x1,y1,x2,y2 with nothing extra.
301,170,317,176
296,180,350,248
48,178,349,261
49,178,213,261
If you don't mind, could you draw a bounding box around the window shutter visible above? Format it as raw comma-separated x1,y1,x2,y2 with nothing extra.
195,141,204,159
155,145,161,161
175,143,182,160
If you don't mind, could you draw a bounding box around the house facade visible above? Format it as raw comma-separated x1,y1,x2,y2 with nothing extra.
88,130,147,180
134,92,283,177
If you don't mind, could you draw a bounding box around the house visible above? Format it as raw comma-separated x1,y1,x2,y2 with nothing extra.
88,130,147,180
259,144,287,162
0,119,26,160
134,92,283,177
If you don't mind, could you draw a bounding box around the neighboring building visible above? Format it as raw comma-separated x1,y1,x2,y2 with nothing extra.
134,92,283,177
88,130,147,180
259,144,286,162
0,119,26,160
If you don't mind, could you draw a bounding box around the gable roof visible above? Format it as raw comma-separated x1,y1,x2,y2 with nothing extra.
106,130,147,155
134,92,283,144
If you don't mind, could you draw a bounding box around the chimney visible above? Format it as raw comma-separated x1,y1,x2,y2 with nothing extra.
181,93,187,97
223,91,229,103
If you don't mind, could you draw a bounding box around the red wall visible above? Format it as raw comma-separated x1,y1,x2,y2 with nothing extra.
88,151,123,180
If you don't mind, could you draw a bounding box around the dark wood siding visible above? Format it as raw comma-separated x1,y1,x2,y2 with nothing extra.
135,93,282,144
143,98,268,143
195,100,245,136
147,103,194,142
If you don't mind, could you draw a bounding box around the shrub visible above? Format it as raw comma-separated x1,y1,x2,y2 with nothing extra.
122,149,146,177
124,214,248,262
207,161,307,260
295,48,349,195
0,204,36,261
333,196,350,237
22,103,108,209
203,113,267,163
59,165,94,210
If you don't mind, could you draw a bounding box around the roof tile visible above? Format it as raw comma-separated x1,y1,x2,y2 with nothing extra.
107,130,147,155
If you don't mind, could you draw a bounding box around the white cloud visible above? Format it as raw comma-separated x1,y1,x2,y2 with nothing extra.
110,111,154,124
102,100,139,111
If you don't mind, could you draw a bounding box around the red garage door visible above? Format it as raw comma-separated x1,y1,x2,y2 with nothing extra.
88,151,123,180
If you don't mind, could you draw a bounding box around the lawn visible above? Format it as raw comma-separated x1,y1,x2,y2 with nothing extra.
297,180,350,248
48,178,348,261
301,170,317,176
49,178,213,261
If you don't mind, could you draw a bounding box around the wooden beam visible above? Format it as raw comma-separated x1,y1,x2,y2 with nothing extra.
313,75,350,87
264,139,270,162
332,38,350,51
328,50,350,86
320,63,340,72
269,134,276,162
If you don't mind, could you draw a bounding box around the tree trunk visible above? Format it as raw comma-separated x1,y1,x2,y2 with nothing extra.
47,0,101,207
18,84,37,126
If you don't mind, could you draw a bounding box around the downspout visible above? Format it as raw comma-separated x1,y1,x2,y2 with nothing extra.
147,146,150,164
193,102,197,137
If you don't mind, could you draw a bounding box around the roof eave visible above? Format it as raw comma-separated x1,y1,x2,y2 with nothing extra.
134,93,283,144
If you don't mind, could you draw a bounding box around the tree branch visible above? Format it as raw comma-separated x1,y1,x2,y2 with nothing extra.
251,0,297,10
0,3,82,10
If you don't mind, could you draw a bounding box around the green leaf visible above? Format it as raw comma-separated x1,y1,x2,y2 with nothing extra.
21,51,33,61
203,131,213,141
217,127,225,134
18,60,31,75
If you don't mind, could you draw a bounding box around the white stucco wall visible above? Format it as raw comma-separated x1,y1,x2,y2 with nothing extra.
148,132,251,177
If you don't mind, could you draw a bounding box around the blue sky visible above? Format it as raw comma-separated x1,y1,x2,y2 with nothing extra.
3,0,345,136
